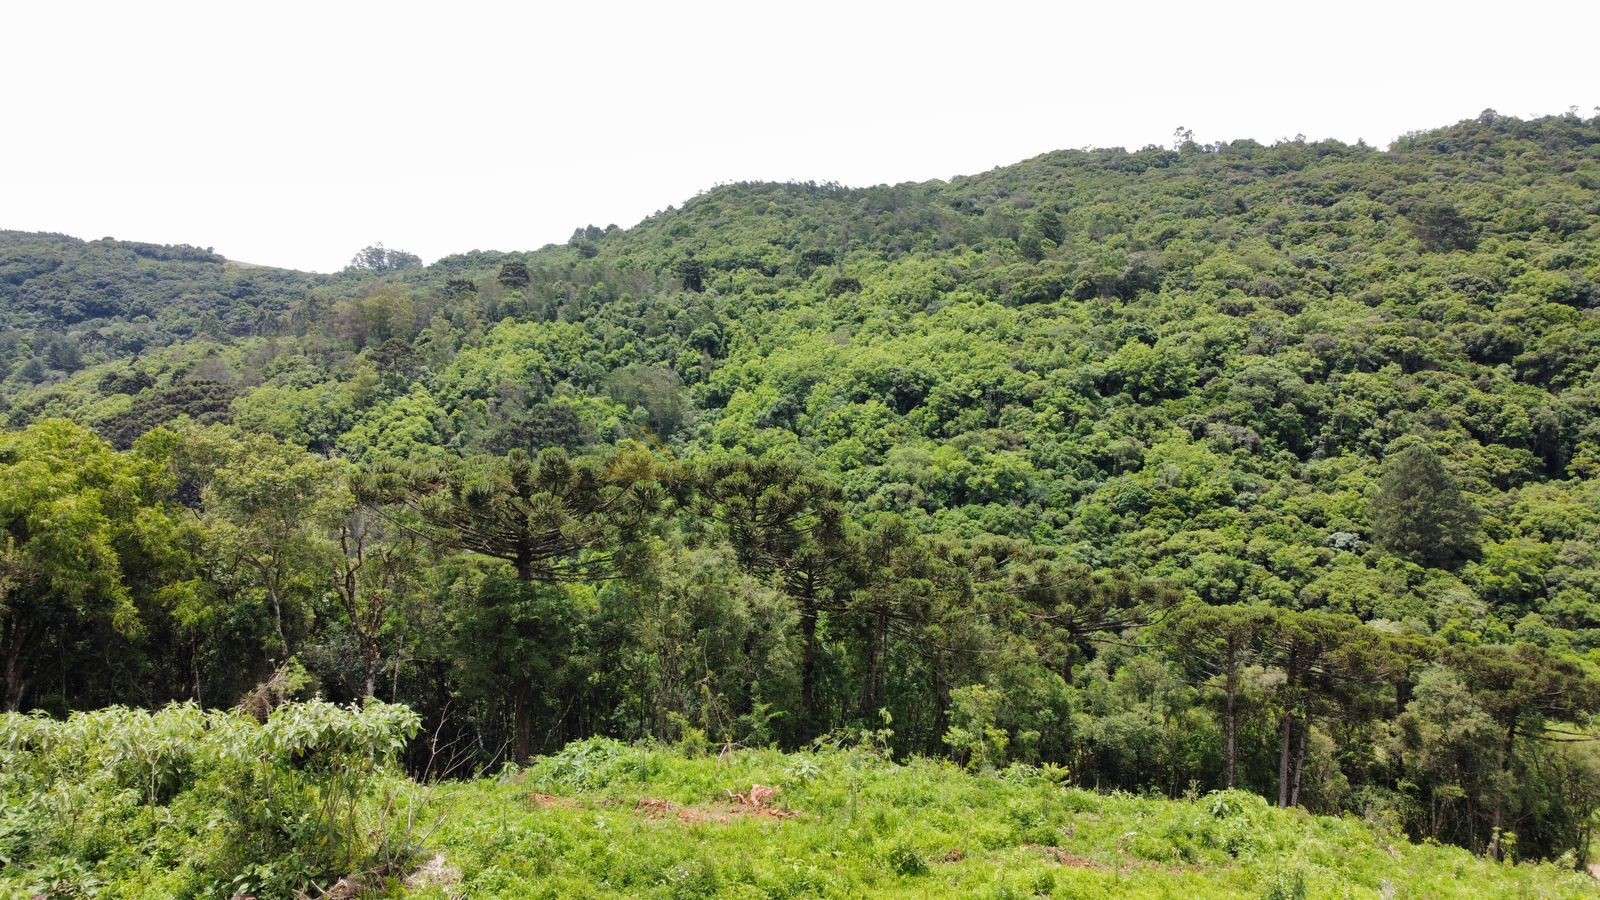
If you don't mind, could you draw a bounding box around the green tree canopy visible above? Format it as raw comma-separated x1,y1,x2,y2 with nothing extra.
1371,442,1480,570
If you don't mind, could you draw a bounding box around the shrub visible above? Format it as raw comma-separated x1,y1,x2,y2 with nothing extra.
0,700,420,898
885,840,927,876
942,684,1010,771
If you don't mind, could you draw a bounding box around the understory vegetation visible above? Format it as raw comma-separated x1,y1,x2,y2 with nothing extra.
423,738,1600,898
6,717,1595,898
0,699,421,897
4,110,1600,894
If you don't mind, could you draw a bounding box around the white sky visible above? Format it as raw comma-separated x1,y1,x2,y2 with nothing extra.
3,0,1596,272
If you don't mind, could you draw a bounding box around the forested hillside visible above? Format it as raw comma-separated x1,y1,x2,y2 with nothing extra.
5,110,1600,893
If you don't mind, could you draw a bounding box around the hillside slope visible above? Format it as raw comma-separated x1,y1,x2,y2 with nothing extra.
10,112,1600,627
3,111,1600,877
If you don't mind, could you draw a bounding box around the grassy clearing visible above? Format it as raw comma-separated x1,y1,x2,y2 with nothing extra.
407,739,1595,899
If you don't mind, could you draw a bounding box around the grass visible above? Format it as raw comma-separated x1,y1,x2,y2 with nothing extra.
401,739,1597,899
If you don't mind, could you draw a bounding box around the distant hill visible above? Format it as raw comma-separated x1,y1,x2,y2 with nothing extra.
0,230,330,376
7,111,1599,546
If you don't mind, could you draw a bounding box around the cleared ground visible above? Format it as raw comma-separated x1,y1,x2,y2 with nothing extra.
406,739,1597,898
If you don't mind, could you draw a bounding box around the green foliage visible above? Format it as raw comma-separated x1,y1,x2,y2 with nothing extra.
496,261,530,288
0,232,331,388
1371,441,1480,569
942,684,1010,771
0,420,189,711
0,700,419,898
4,112,1600,876
413,741,1597,897
346,243,423,275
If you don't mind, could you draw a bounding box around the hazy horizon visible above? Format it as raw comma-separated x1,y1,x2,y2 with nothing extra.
4,0,1596,272
10,106,1589,275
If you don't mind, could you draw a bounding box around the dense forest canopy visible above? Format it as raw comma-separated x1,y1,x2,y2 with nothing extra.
6,110,1600,887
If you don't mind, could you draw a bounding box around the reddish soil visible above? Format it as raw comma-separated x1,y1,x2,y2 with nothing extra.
632,784,799,824
528,793,584,809
1022,844,1105,868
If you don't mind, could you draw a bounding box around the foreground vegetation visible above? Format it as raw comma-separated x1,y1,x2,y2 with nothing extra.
4,109,1600,890
5,702,1594,898
425,738,1600,899
0,699,421,898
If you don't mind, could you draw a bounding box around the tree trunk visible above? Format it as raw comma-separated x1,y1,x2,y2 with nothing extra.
2,666,25,713
1277,659,1298,808
1277,709,1293,807
512,680,534,764
1488,722,1517,860
509,547,536,759
2,621,30,713
266,580,288,658
799,586,819,734
1224,667,1239,790
363,648,381,701
861,608,888,719
1290,715,1310,808
355,613,383,699
190,635,204,706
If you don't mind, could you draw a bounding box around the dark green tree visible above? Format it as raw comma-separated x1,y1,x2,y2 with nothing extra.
673,255,707,293
695,458,848,733
365,446,666,759
1443,642,1600,859
496,261,530,288
1261,608,1372,808
1407,199,1477,253
1371,442,1479,570
442,277,478,298
369,446,665,585
1156,602,1277,789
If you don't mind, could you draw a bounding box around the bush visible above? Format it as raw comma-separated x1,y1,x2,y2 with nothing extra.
0,700,420,898
885,840,927,876
942,684,1010,771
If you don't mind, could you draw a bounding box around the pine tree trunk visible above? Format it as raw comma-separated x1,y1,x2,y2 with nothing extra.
512,680,534,764
511,546,536,759
1290,715,1310,808
799,585,819,734
1277,710,1293,807
1277,660,1298,808
1224,667,1239,790
1488,722,1517,860
861,608,888,719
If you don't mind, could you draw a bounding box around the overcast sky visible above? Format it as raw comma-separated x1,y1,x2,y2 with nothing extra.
4,1,1595,272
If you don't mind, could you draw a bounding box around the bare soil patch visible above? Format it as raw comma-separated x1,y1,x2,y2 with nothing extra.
632,784,799,824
